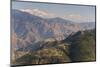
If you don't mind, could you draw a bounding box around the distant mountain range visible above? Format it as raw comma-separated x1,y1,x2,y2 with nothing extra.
11,9,95,51
19,9,56,18
79,22,95,30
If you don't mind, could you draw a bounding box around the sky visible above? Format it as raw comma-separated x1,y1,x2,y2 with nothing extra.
12,1,96,22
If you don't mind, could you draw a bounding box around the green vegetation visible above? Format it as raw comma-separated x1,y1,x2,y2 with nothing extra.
69,30,96,62
12,29,96,65
13,41,71,65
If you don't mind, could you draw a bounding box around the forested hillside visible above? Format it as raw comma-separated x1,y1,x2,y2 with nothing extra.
12,29,96,66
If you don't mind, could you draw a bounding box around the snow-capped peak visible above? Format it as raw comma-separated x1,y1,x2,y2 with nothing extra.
19,8,56,18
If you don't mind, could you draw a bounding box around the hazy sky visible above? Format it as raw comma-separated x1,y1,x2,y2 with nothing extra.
12,1,96,22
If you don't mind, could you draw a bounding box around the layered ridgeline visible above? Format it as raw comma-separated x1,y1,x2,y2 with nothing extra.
11,9,95,65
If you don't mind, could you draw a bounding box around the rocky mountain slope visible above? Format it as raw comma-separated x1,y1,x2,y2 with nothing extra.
11,9,95,65
11,9,82,50
11,29,96,66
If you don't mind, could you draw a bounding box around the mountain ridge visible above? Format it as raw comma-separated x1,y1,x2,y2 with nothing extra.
11,9,95,52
